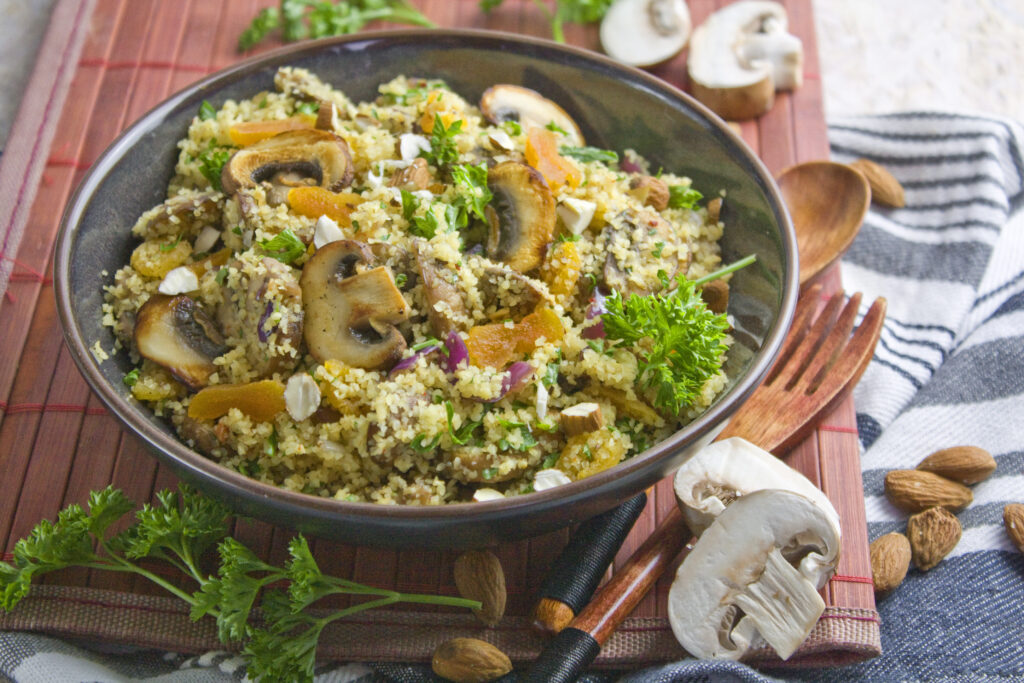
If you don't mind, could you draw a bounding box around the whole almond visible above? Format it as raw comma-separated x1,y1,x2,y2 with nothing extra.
453,550,506,626
432,638,512,683
1003,503,1024,553
916,445,996,485
870,532,912,593
849,158,906,208
884,469,973,513
907,507,962,571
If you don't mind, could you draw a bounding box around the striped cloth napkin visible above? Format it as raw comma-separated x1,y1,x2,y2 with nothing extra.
2,111,1023,681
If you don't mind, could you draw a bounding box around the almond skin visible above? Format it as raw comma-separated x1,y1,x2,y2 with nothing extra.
849,158,906,208
907,507,962,571
453,550,507,627
916,446,996,485
1003,504,1024,553
884,469,973,513
432,638,512,683
870,532,912,594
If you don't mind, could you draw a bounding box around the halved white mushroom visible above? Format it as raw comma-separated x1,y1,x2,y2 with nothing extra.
134,294,227,390
600,0,691,68
486,161,556,273
300,240,410,370
673,436,840,538
480,85,584,146
687,0,803,120
668,489,840,661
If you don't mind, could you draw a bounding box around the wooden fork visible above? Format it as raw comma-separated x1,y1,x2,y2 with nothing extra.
524,286,886,682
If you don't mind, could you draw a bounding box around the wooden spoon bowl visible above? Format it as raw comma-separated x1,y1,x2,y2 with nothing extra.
777,161,870,287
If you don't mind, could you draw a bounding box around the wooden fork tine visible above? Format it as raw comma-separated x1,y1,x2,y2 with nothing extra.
792,292,863,392
811,296,887,395
771,289,845,388
764,283,822,384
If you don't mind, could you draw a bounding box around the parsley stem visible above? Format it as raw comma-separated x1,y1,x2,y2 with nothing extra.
691,254,757,287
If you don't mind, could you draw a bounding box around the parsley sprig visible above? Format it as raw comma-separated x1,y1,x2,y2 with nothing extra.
601,256,755,415
239,0,436,52
0,486,479,682
480,0,613,43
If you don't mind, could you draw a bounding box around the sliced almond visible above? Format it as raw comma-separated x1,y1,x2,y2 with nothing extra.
561,402,604,436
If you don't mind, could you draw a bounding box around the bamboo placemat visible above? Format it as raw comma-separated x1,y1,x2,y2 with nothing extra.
0,0,880,668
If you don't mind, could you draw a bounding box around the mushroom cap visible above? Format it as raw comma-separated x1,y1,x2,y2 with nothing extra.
300,240,410,370
687,0,803,121
600,209,680,295
668,489,840,661
134,294,227,390
485,161,556,273
673,437,840,538
220,128,354,196
415,248,469,338
480,85,584,146
600,0,691,68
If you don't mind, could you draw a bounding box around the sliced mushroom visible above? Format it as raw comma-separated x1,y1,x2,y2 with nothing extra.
672,437,840,538
216,257,305,378
131,192,222,241
445,446,527,484
301,240,410,370
370,242,418,290
179,415,222,455
220,129,354,206
600,0,691,68
415,250,469,337
134,294,227,390
687,1,803,120
486,161,556,273
480,85,584,146
477,263,550,320
600,209,682,295
668,489,840,660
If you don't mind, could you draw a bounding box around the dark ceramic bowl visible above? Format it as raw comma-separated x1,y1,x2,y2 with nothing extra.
55,30,797,549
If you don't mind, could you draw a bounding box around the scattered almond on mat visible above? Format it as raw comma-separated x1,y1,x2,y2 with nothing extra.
432,637,513,683
870,532,912,594
453,550,507,627
916,445,997,485
1003,504,1024,553
884,469,973,513
849,158,906,208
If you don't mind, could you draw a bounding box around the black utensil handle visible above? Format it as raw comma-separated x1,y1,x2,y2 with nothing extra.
522,627,602,683
537,491,648,613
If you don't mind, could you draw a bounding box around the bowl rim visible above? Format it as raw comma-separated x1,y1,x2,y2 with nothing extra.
54,28,798,529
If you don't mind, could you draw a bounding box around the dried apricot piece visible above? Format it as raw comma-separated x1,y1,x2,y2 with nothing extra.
525,127,580,191
187,247,232,278
540,239,582,299
287,186,362,226
418,90,457,134
228,116,315,146
514,308,565,354
466,308,564,368
556,430,628,480
187,379,285,422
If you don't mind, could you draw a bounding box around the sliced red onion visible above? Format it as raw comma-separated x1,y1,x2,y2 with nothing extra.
620,158,644,174
257,301,275,343
389,345,439,376
444,331,469,373
581,289,607,339
482,361,534,403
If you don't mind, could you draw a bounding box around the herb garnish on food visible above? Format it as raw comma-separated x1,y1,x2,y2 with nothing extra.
238,0,436,52
601,255,755,415
480,0,614,43
0,486,479,682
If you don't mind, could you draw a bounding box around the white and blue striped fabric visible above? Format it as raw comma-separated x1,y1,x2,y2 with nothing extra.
2,112,1022,682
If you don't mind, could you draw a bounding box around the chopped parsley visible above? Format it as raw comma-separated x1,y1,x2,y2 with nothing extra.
556,232,581,243
197,141,234,192
560,145,618,164
545,121,568,135
541,452,561,469
450,163,493,222
668,185,703,209
502,120,522,136
264,428,279,458
410,434,440,453
444,401,484,446
122,368,140,387
258,229,305,264
395,272,408,288
159,236,183,252
215,267,229,285
421,115,462,168
198,100,217,121
295,101,320,116
652,241,665,258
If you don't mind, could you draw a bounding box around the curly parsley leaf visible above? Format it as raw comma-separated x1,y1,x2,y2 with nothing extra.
602,276,729,415
668,184,703,209
239,0,435,52
197,141,235,192
421,114,462,168
451,163,493,222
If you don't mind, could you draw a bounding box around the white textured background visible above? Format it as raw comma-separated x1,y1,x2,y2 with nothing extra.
2,0,1023,146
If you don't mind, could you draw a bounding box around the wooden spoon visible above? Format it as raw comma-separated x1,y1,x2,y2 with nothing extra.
777,160,870,287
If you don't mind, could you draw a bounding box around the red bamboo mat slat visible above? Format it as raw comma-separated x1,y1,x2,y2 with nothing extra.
0,0,880,668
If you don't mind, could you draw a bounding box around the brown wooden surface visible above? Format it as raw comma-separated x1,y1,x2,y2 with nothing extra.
0,0,879,666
